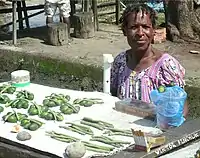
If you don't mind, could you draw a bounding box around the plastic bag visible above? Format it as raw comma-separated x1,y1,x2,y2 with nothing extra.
150,86,187,129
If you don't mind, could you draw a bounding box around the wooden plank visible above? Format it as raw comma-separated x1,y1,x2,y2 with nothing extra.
0,10,44,29
97,1,115,8
114,100,155,119
143,130,200,157
98,11,115,17
98,11,124,17
0,4,44,14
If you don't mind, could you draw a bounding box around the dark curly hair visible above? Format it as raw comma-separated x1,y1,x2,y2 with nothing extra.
120,3,157,29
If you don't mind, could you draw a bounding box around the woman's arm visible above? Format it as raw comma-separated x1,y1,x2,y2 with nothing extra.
110,54,122,97
160,55,188,117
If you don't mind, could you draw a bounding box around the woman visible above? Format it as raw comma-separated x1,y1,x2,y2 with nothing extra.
110,4,188,117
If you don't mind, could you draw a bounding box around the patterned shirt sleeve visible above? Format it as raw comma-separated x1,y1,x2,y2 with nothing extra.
110,52,126,89
159,55,185,88
110,56,119,89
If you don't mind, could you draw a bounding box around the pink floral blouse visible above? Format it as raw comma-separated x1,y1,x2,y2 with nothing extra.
110,52,185,103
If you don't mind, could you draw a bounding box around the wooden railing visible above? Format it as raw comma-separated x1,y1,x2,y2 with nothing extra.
0,0,124,31
92,0,121,30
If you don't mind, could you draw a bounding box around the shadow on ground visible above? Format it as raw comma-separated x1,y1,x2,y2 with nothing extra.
0,26,48,43
0,25,122,45
132,117,157,127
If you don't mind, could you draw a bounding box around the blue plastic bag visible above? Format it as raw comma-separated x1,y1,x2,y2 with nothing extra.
146,2,165,13
150,86,187,129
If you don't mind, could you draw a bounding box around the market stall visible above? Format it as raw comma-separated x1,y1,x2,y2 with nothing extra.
0,82,160,158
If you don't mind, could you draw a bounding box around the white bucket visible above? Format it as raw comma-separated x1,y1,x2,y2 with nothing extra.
11,70,30,87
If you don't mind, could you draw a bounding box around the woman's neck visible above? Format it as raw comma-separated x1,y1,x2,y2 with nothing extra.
133,45,154,62
126,46,163,72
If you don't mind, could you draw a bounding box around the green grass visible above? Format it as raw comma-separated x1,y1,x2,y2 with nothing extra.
185,78,200,119
156,13,165,27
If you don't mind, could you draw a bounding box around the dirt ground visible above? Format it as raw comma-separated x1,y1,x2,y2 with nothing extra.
1,23,200,80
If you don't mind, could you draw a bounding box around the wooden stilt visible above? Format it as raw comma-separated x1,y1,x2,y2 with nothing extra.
73,12,95,39
47,23,69,46
12,1,17,45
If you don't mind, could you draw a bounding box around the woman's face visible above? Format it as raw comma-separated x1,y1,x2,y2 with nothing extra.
124,11,154,52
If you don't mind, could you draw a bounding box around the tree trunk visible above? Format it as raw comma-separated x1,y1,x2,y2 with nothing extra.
166,0,200,43
47,23,68,46
73,12,95,39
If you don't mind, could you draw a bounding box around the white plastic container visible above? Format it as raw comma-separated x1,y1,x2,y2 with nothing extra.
11,70,30,87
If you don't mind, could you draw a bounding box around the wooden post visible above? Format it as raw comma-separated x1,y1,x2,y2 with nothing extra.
17,1,23,30
22,0,30,29
115,0,120,25
81,0,84,12
84,0,90,12
92,0,99,31
12,1,17,45
73,12,95,38
70,0,76,16
70,0,76,28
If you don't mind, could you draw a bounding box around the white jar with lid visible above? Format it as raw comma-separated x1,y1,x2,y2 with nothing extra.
11,70,30,87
